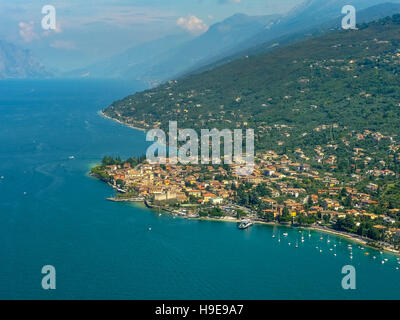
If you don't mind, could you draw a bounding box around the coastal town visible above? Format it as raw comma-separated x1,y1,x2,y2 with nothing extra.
91,128,400,254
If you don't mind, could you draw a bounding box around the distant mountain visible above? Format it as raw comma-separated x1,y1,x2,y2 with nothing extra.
0,40,52,79
136,13,280,83
67,13,280,85
188,2,400,75
66,34,193,85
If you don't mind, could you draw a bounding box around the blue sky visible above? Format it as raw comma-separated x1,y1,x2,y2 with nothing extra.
0,0,303,70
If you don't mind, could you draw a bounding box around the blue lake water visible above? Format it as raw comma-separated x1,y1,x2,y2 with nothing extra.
0,79,399,300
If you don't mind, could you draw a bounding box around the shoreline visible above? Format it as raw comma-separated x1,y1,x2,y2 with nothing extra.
98,110,147,132
190,215,400,256
147,205,400,256
94,111,400,257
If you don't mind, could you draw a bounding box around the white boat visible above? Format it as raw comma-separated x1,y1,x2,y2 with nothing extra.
238,219,253,230
283,233,289,237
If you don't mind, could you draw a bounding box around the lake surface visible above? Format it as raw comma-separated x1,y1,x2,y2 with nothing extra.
0,80,399,300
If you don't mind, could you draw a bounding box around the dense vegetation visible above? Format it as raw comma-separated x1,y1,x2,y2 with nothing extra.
105,15,400,149
102,15,400,240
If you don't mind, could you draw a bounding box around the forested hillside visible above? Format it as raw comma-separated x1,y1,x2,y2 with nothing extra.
105,15,400,153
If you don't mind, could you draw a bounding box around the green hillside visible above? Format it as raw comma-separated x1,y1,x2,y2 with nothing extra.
104,15,400,154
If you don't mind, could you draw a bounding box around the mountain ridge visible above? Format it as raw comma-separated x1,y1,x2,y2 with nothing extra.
0,40,52,80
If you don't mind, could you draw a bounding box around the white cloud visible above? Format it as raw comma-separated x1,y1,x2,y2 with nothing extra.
18,21,38,42
177,15,208,35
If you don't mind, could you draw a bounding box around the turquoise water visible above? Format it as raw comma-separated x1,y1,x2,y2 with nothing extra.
0,80,399,300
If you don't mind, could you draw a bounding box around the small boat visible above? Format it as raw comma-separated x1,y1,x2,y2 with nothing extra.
308,230,311,237
68,155,75,159
272,234,276,238
238,219,253,230
148,227,152,231
283,233,289,237
295,240,299,248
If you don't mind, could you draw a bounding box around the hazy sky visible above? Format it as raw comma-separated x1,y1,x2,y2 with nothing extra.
0,0,303,70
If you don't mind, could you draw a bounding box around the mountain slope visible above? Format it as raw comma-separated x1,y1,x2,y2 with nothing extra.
66,34,193,84
188,2,400,77
0,40,51,79
68,14,279,85
104,15,400,152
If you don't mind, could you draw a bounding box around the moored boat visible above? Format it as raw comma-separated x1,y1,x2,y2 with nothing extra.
238,219,253,230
